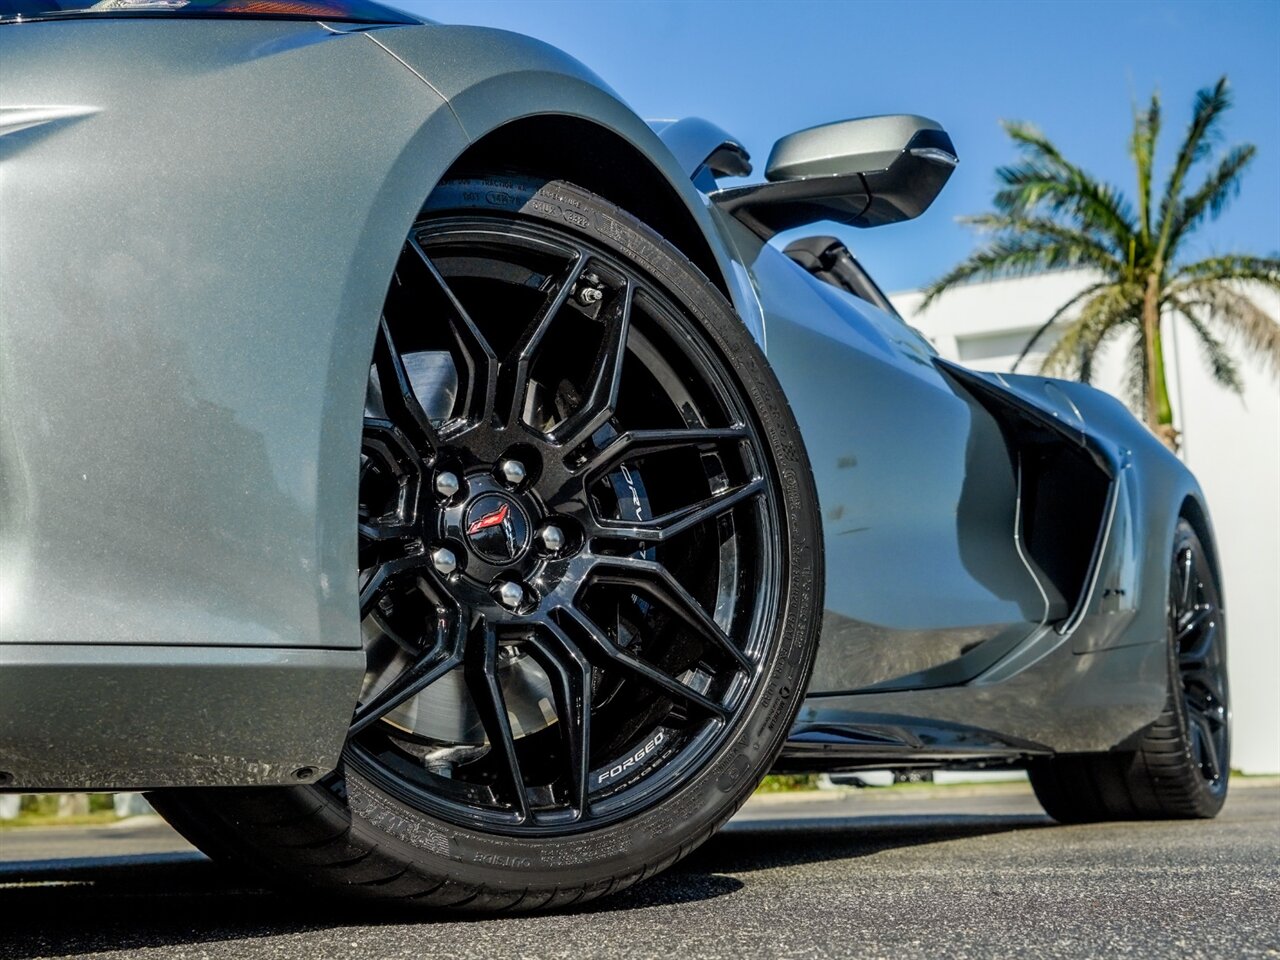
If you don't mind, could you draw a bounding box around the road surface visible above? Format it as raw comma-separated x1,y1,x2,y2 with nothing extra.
1,781,1276,959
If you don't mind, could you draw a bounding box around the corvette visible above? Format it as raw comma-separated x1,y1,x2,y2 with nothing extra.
0,0,1230,911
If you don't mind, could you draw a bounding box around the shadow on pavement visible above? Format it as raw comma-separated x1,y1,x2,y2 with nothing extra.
0,813,1048,958
685,812,1049,874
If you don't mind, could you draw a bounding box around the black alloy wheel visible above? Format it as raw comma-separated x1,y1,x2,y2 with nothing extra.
1170,525,1230,796
350,210,780,834
146,177,823,911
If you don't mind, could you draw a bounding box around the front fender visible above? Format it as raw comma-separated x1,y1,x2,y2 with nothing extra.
0,18,466,786
369,24,766,344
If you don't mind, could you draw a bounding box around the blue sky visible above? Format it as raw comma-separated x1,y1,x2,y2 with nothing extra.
386,0,1279,293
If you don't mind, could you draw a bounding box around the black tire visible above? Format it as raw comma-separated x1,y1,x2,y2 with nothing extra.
151,176,823,911
1028,518,1229,823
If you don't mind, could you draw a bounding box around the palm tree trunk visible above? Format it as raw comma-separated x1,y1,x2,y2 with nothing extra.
1142,273,1179,450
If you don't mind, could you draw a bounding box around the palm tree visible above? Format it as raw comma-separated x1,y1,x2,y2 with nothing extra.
921,76,1280,449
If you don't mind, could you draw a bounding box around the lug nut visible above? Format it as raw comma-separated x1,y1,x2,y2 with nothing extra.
435,471,460,499
431,547,458,576
496,581,525,610
498,459,526,486
539,525,565,553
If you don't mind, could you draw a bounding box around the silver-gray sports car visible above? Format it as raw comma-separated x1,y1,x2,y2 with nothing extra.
0,0,1229,911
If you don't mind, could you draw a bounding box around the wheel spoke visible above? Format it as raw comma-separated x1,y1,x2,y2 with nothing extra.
558,606,728,721
359,555,423,619
373,317,442,454
1190,710,1223,782
590,557,753,672
524,618,593,815
578,426,750,476
358,529,417,571
593,477,766,543
400,237,499,429
500,252,589,428
362,417,426,477
463,622,531,820
359,418,424,569
1178,619,1218,667
1177,547,1195,610
552,281,633,449
349,635,463,736
358,517,416,542
1175,603,1213,643
1182,665,1226,714
1202,700,1229,731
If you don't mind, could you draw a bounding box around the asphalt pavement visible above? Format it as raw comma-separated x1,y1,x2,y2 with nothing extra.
1,781,1276,960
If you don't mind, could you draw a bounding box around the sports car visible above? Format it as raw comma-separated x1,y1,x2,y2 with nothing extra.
0,0,1230,911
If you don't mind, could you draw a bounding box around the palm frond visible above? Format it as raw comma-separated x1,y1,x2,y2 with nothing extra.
1001,121,1075,168
996,121,1139,246
1156,76,1232,258
1165,144,1257,251
1009,281,1114,372
1172,254,1280,289
1038,285,1139,381
1130,93,1161,242
994,163,1138,253
961,213,1126,273
1175,284,1280,378
920,238,1115,308
1171,301,1244,393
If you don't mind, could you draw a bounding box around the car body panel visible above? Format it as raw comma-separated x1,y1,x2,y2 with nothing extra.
0,16,1213,789
779,346,1210,760
366,23,769,346
0,643,358,789
0,19,463,661
715,220,1059,694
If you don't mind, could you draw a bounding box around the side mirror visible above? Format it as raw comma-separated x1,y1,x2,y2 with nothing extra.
711,115,957,239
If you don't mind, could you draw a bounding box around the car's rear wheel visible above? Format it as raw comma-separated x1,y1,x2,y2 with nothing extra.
1028,518,1229,822
151,176,822,910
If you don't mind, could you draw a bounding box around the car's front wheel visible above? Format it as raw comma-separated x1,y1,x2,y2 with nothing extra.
151,176,823,910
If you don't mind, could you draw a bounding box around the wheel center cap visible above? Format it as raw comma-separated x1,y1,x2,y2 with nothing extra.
463,493,531,564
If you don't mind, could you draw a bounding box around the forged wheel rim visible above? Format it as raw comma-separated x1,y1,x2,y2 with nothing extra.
347,215,782,835
1172,538,1229,794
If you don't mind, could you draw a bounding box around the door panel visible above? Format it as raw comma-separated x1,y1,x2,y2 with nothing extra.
737,239,1051,693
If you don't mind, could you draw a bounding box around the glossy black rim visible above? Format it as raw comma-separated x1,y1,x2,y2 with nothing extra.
346,216,781,835
1172,536,1229,794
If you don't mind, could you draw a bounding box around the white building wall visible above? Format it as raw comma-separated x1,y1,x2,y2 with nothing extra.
893,271,1280,774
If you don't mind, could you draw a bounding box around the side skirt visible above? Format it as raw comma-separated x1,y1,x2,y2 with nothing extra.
0,644,362,791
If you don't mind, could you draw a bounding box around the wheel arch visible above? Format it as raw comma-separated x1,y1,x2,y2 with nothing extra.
1177,492,1224,600
368,25,742,308
437,114,731,300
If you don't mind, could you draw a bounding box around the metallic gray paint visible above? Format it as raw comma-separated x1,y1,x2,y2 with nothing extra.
783,362,1212,757
647,117,752,181
716,220,1060,694
0,643,360,789
0,19,463,656
0,18,466,785
0,15,1215,787
366,24,766,342
764,114,945,182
